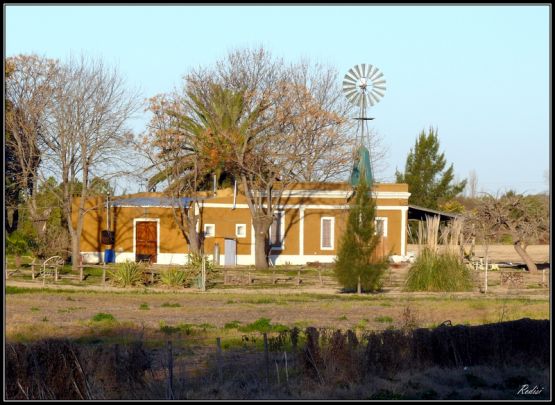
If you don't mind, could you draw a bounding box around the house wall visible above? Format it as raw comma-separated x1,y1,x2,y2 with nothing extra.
73,182,409,264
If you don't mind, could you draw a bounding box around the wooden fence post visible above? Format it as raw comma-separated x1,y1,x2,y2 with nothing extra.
31,260,36,280
166,340,174,399
318,268,323,286
102,263,106,286
54,265,58,282
223,269,227,285
216,337,223,383
79,265,84,282
297,269,301,285
263,333,269,385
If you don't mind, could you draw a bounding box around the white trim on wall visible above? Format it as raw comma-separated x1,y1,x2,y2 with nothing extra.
133,218,160,262
200,203,408,210
320,217,335,250
299,208,305,256
401,206,408,256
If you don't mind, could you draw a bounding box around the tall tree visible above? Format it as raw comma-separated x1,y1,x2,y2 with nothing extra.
334,174,389,294
5,55,59,236
395,127,466,209
40,55,139,271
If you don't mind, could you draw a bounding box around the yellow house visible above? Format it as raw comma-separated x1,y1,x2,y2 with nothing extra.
73,182,410,265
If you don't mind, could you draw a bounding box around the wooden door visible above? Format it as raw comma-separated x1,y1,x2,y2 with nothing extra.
136,221,157,263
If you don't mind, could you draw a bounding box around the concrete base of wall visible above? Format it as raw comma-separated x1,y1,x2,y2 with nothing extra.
79,252,337,266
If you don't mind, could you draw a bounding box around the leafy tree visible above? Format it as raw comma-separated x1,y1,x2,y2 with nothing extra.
334,175,389,294
396,127,466,209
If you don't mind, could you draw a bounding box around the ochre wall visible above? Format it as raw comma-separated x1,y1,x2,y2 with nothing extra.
74,183,408,257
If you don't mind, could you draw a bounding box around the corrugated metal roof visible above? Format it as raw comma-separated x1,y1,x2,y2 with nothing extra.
110,196,208,207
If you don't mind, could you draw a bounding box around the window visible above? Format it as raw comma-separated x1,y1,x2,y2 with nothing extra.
269,211,285,249
236,224,246,238
375,218,387,237
203,224,215,238
321,217,335,250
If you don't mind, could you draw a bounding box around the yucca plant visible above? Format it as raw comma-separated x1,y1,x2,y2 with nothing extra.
405,247,474,292
160,268,190,288
109,261,145,287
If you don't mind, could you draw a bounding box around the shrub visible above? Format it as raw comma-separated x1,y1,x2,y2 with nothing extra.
109,261,145,287
91,313,116,322
159,268,190,288
238,317,288,333
405,248,474,292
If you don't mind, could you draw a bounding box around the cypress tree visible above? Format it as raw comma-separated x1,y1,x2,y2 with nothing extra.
334,175,389,294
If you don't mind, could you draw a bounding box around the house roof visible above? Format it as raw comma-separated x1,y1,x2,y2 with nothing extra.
110,196,210,207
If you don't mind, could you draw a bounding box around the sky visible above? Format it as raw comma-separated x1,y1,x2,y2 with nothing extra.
5,4,551,195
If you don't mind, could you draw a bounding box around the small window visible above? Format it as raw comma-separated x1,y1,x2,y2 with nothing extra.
375,218,387,237
203,224,215,238
270,211,285,249
236,224,246,238
321,217,334,250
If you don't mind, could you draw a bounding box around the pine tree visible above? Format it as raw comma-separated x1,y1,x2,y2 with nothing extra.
334,175,389,294
395,127,466,210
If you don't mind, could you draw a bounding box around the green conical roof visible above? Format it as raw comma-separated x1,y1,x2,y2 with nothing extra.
350,145,373,187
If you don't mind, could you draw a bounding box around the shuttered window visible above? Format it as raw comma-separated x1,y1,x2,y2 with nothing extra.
375,218,387,237
270,211,284,248
321,217,334,250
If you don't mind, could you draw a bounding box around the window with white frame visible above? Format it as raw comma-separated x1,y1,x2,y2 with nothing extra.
320,217,335,250
269,211,285,249
203,224,215,238
375,217,388,237
236,224,246,238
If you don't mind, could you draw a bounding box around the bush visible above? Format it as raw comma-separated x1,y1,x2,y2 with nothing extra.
159,268,190,288
6,231,31,257
405,248,474,292
109,261,145,287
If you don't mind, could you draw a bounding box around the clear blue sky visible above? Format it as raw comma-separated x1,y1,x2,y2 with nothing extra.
5,5,550,195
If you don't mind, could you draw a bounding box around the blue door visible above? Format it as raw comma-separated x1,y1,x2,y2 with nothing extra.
224,238,236,267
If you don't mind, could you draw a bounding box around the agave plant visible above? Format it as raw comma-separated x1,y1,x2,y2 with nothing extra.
109,261,145,287
159,268,191,288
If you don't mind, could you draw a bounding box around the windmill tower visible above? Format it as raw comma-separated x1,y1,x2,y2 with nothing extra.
342,64,386,186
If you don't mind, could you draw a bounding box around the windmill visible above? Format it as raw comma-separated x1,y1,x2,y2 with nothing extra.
342,64,386,186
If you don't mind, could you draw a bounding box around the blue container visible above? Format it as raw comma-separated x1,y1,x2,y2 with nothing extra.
104,249,114,263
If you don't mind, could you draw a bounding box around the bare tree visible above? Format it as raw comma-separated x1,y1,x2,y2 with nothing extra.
39,55,140,270
5,55,59,236
466,192,548,272
466,170,478,198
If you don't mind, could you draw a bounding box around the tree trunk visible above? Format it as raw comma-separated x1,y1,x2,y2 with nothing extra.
5,208,19,235
187,220,201,256
71,235,80,272
514,241,537,272
252,218,272,269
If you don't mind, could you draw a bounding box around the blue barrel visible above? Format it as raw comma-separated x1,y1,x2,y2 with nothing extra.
104,249,114,263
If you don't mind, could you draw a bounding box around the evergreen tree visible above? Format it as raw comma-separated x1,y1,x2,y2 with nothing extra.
395,127,466,209
334,175,389,294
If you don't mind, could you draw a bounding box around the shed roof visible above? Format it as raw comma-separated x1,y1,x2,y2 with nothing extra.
408,204,459,222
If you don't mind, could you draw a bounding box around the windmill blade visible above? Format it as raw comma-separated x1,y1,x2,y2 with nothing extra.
372,79,386,87
342,80,358,90
362,63,372,79
371,88,385,99
362,94,370,108
373,85,386,92
369,92,381,105
347,68,360,81
344,88,359,102
366,65,376,80
354,64,363,80
370,65,381,80
371,71,384,82
343,74,358,85
351,92,362,106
